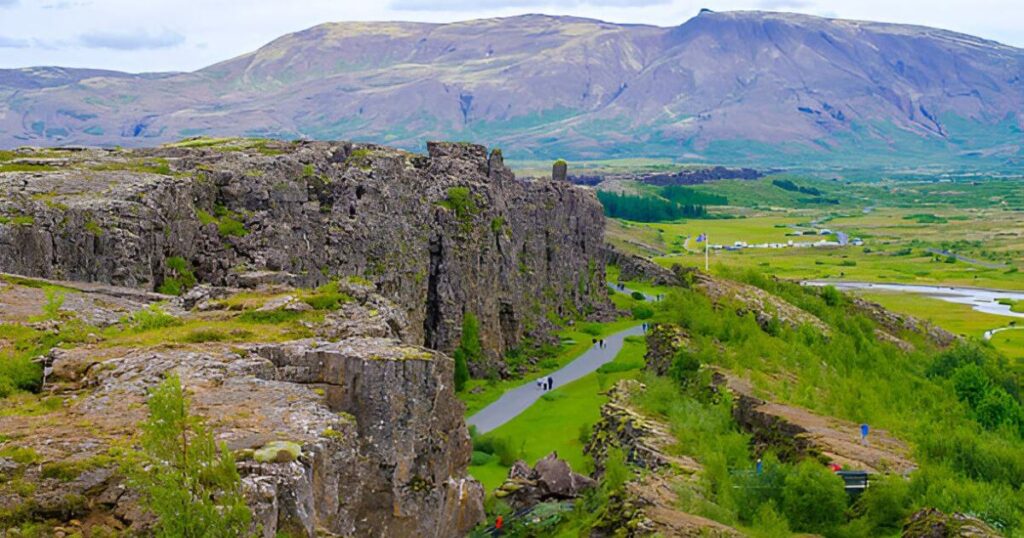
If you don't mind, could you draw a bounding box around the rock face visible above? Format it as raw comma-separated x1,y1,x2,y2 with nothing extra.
604,247,681,287
717,371,916,474
902,508,1001,538
643,323,688,376
0,277,484,536
0,140,610,370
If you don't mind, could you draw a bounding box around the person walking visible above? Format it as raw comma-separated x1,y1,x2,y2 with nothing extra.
547,375,555,390
495,514,504,536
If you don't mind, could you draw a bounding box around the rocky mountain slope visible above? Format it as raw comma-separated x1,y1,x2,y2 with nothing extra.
0,139,611,370
2,11,1022,167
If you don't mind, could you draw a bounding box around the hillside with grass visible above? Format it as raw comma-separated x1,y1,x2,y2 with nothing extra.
467,263,1023,537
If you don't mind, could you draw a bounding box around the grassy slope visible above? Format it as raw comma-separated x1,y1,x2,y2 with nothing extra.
468,337,646,491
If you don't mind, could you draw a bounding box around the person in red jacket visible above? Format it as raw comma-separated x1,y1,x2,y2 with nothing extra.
495,514,504,536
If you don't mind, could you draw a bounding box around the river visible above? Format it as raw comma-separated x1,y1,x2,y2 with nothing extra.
802,281,1024,319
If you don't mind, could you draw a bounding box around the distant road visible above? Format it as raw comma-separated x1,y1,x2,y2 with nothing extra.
925,249,1006,269
466,324,644,434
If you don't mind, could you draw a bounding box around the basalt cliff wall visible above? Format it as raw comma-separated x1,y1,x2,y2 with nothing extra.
0,139,610,368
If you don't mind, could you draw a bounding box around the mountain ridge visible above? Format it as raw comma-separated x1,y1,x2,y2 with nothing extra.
1,10,1022,168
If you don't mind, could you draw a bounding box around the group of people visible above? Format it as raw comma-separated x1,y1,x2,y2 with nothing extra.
536,375,555,391
591,338,607,349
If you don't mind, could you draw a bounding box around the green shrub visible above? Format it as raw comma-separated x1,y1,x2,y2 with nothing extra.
126,305,181,332
438,187,480,224
456,314,483,360
238,309,302,324
952,364,992,408
470,451,493,466
454,348,470,392
669,349,701,386
158,256,197,296
41,287,65,319
927,342,988,378
578,422,593,445
473,435,522,466
631,305,654,319
129,374,252,537
181,329,227,343
630,291,645,301
750,501,791,538
859,474,911,533
975,388,1020,430
781,460,847,533
301,281,352,310
196,206,249,238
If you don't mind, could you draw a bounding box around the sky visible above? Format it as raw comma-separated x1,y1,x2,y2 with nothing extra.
0,0,1021,73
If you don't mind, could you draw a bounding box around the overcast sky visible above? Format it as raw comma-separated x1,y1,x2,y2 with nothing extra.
0,0,1021,73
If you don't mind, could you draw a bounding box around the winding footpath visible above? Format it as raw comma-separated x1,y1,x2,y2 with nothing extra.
467,285,654,434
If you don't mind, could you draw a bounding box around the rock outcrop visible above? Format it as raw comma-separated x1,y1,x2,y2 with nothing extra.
717,371,916,474
585,381,740,538
0,140,610,372
848,296,957,348
494,453,595,510
642,323,689,376
603,247,681,287
902,508,1001,538
0,276,484,536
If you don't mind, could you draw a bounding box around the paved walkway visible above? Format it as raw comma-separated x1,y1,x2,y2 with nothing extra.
467,324,645,434
607,282,660,302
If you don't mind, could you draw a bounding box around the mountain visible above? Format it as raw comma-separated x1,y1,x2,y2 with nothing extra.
2,10,1022,168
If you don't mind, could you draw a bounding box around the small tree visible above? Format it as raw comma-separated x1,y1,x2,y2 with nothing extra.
131,373,252,537
453,348,470,392
453,312,482,392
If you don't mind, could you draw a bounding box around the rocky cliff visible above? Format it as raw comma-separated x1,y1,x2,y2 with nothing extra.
0,275,485,536
0,139,610,370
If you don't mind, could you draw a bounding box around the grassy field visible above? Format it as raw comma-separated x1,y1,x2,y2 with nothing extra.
609,215,810,256
468,336,646,491
991,329,1024,361
459,318,641,416
656,247,1024,291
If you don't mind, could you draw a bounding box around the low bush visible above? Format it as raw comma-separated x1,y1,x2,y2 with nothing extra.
125,305,181,332
781,460,847,534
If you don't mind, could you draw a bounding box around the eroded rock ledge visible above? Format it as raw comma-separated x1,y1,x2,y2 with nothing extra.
0,278,484,536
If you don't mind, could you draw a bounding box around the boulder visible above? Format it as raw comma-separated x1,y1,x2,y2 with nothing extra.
495,452,595,510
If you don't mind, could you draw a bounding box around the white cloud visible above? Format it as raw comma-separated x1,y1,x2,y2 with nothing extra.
78,28,184,50
0,35,29,48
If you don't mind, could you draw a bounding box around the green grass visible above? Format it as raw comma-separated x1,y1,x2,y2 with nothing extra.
991,330,1024,361
460,318,640,416
468,337,646,491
